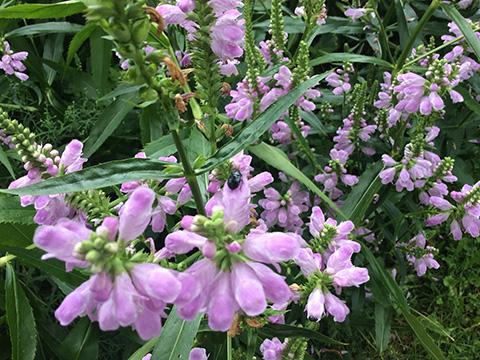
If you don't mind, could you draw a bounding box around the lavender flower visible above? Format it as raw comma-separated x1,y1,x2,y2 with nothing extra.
260,337,287,360
259,182,309,232
165,176,300,331
398,233,439,276
0,41,28,81
9,139,88,225
34,187,191,340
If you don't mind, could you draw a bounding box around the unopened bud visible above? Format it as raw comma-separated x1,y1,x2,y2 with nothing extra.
132,18,150,44
104,242,119,254
211,209,224,221
85,249,102,263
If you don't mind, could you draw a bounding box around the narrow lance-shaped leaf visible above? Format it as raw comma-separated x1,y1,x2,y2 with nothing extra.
83,91,139,158
310,53,393,68
150,307,203,360
440,3,480,63
0,158,179,196
1,245,87,287
5,22,84,38
0,1,86,19
5,263,37,360
60,318,99,360
198,73,329,174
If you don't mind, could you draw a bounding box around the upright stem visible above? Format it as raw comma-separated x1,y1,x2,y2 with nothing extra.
171,129,206,216
227,335,232,360
394,0,440,74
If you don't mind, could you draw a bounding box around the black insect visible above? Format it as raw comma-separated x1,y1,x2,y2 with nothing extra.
308,316,318,322
227,170,242,190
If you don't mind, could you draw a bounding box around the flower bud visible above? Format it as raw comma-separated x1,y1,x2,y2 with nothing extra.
104,242,119,254
85,249,102,264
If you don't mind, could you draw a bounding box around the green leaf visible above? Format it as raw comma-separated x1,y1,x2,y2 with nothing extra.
0,1,86,19
455,85,480,115
90,27,112,97
127,337,158,360
0,158,178,196
0,222,36,247
310,53,393,68
283,115,317,168
0,145,15,179
199,74,327,174
360,244,445,359
248,142,347,219
0,196,35,225
98,84,144,102
340,162,384,226
397,304,446,360
151,307,203,360
83,92,139,158
0,245,87,287
66,23,97,68
5,22,83,38
5,263,37,360
259,324,347,345
140,103,163,145
440,3,480,63
375,301,391,353
61,318,99,360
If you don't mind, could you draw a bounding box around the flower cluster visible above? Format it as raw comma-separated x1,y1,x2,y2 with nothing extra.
296,207,370,322
157,0,245,75
398,232,439,276
33,187,196,340
9,140,88,225
0,40,28,81
165,174,301,331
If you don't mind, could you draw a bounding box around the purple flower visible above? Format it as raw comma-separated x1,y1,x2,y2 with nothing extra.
189,348,209,360
345,8,367,21
165,180,300,331
0,41,28,80
259,182,309,232
260,337,286,360
8,139,88,225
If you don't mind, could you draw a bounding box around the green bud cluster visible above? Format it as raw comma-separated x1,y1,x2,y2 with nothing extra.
349,81,368,144
190,209,250,271
187,0,223,137
309,223,339,254
460,182,480,207
0,110,59,171
282,338,308,360
269,0,286,63
74,228,123,274
292,41,310,88
423,157,455,191
300,270,332,304
66,189,114,220
210,160,236,184
84,0,174,106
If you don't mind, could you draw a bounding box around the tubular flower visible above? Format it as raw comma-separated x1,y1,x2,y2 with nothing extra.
34,187,192,340
165,176,301,331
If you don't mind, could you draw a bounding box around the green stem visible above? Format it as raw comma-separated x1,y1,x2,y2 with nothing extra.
394,0,440,73
403,26,480,68
171,129,206,216
371,4,394,63
227,335,232,360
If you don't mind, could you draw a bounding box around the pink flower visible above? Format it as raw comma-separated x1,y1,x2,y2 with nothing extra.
345,8,367,21
0,41,28,80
